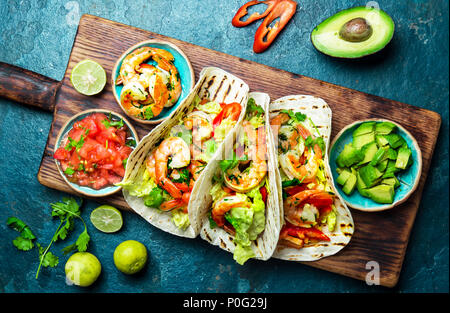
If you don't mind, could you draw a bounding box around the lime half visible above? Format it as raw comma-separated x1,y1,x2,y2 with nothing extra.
90,205,123,233
70,59,106,95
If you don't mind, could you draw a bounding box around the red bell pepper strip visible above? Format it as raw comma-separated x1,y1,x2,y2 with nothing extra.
253,0,297,53
212,102,241,130
231,0,280,27
286,225,330,242
260,186,268,204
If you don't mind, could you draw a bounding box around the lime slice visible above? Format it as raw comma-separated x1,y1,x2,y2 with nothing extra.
70,59,106,95
90,205,123,233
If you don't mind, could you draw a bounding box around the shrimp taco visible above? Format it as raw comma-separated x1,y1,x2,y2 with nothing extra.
119,67,249,238
269,95,354,261
198,92,282,265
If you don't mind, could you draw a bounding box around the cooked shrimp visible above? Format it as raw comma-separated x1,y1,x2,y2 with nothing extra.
118,47,181,119
152,55,182,107
223,121,267,193
184,111,213,142
145,151,156,181
211,195,251,227
279,146,318,183
116,47,174,85
155,137,191,199
284,189,332,226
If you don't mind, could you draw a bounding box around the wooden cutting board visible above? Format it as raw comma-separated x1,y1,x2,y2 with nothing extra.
31,14,440,287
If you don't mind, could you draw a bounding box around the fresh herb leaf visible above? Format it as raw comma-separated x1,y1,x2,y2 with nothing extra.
282,178,301,188
144,107,154,120
246,98,264,117
171,168,190,184
280,109,307,123
126,139,136,147
64,167,75,175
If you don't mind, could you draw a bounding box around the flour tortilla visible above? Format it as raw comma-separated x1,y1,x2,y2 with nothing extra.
121,67,249,238
198,92,282,261
269,95,354,261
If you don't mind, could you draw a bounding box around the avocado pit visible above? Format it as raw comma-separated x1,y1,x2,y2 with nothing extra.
339,18,373,42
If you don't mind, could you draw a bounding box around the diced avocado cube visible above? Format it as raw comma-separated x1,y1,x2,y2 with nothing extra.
336,167,343,174
376,159,389,172
382,177,400,189
376,135,389,147
375,122,397,135
395,147,412,170
359,164,383,187
356,171,370,197
384,147,398,160
353,133,375,150
336,144,363,167
370,148,386,166
382,160,400,178
357,142,378,166
342,173,357,195
366,184,395,204
385,134,406,149
353,122,376,137
336,169,352,186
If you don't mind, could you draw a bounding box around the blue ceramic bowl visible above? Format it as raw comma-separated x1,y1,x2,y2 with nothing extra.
329,119,422,212
111,40,195,124
54,109,139,197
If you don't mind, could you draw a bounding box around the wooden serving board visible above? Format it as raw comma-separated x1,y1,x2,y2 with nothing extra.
34,15,440,287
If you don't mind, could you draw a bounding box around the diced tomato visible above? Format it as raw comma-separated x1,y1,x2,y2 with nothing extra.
53,147,70,160
54,113,134,190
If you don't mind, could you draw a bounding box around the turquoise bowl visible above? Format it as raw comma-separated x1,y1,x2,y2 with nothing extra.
54,109,139,197
111,40,195,124
329,119,422,212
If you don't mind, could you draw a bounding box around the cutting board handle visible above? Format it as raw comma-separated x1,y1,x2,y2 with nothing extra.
0,62,61,112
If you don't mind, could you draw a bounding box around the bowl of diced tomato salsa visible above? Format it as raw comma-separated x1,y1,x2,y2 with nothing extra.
53,110,139,196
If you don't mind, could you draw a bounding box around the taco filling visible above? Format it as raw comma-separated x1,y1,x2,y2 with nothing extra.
120,95,242,230
270,109,337,249
208,98,269,264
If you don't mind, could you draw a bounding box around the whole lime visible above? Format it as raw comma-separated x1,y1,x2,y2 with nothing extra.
65,252,101,287
113,240,148,275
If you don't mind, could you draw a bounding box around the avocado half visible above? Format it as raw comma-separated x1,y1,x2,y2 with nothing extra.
311,6,395,58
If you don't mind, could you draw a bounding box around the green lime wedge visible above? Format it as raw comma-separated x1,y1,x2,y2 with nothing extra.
70,59,107,96
90,205,123,233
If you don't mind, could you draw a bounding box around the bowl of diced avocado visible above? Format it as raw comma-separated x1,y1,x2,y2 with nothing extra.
329,119,422,212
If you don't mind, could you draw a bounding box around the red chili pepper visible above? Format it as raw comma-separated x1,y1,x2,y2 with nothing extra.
232,0,297,53
286,226,330,242
231,0,280,27
260,186,268,203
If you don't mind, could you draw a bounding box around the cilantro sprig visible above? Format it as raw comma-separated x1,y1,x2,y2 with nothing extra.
6,197,91,279
280,109,307,123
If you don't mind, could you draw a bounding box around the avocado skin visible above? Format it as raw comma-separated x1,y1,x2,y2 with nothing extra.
310,6,395,59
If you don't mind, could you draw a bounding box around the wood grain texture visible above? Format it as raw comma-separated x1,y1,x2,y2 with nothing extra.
0,62,61,112
36,14,441,287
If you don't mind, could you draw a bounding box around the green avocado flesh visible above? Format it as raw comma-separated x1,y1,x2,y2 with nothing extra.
311,6,395,58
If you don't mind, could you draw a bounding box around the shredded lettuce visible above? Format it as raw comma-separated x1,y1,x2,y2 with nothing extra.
233,244,255,265
246,187,266,241
197,138,218,163
210,182,229,203
248,115,265,129
223,188,267,265
197,100,222,115
172,209,190,230
214,118,236,143
118,165,158,198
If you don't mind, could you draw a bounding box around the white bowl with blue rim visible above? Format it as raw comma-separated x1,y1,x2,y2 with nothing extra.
111,39,195,124
54,109,139,197
329,119,422,212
